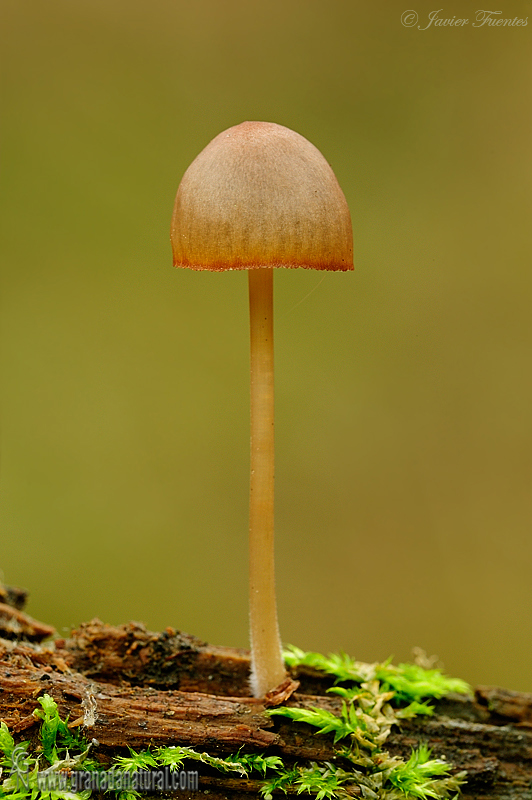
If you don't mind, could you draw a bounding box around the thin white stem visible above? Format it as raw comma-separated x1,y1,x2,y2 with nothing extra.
248,267,286,697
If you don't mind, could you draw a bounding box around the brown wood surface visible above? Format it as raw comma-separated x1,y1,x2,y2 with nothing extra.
0,614,531,798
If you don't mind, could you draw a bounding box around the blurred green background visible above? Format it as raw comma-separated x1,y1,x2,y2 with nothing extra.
1,0,531,691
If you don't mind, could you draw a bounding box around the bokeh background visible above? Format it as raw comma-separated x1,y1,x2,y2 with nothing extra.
1,0,531,691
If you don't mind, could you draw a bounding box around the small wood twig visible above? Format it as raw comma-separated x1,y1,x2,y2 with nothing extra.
0,596,55,642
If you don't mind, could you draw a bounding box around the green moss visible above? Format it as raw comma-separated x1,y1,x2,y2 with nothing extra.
283,646,471,703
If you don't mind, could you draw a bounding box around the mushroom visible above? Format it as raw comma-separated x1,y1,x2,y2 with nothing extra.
171,121,353,697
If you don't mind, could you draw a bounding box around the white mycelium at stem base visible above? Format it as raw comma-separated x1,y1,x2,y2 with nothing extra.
170,121,353,697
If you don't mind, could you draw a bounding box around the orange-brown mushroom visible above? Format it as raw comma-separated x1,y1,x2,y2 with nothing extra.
171,121,353,697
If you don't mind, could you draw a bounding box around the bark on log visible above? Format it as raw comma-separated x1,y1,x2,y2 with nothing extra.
0,616,531,799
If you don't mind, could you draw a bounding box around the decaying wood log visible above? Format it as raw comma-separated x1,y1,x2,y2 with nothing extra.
1,616,531,798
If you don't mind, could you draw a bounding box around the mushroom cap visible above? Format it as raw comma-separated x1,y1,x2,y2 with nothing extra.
171,121,353,271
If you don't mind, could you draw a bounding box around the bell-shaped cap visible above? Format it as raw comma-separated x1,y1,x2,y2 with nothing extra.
171,121,353,271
